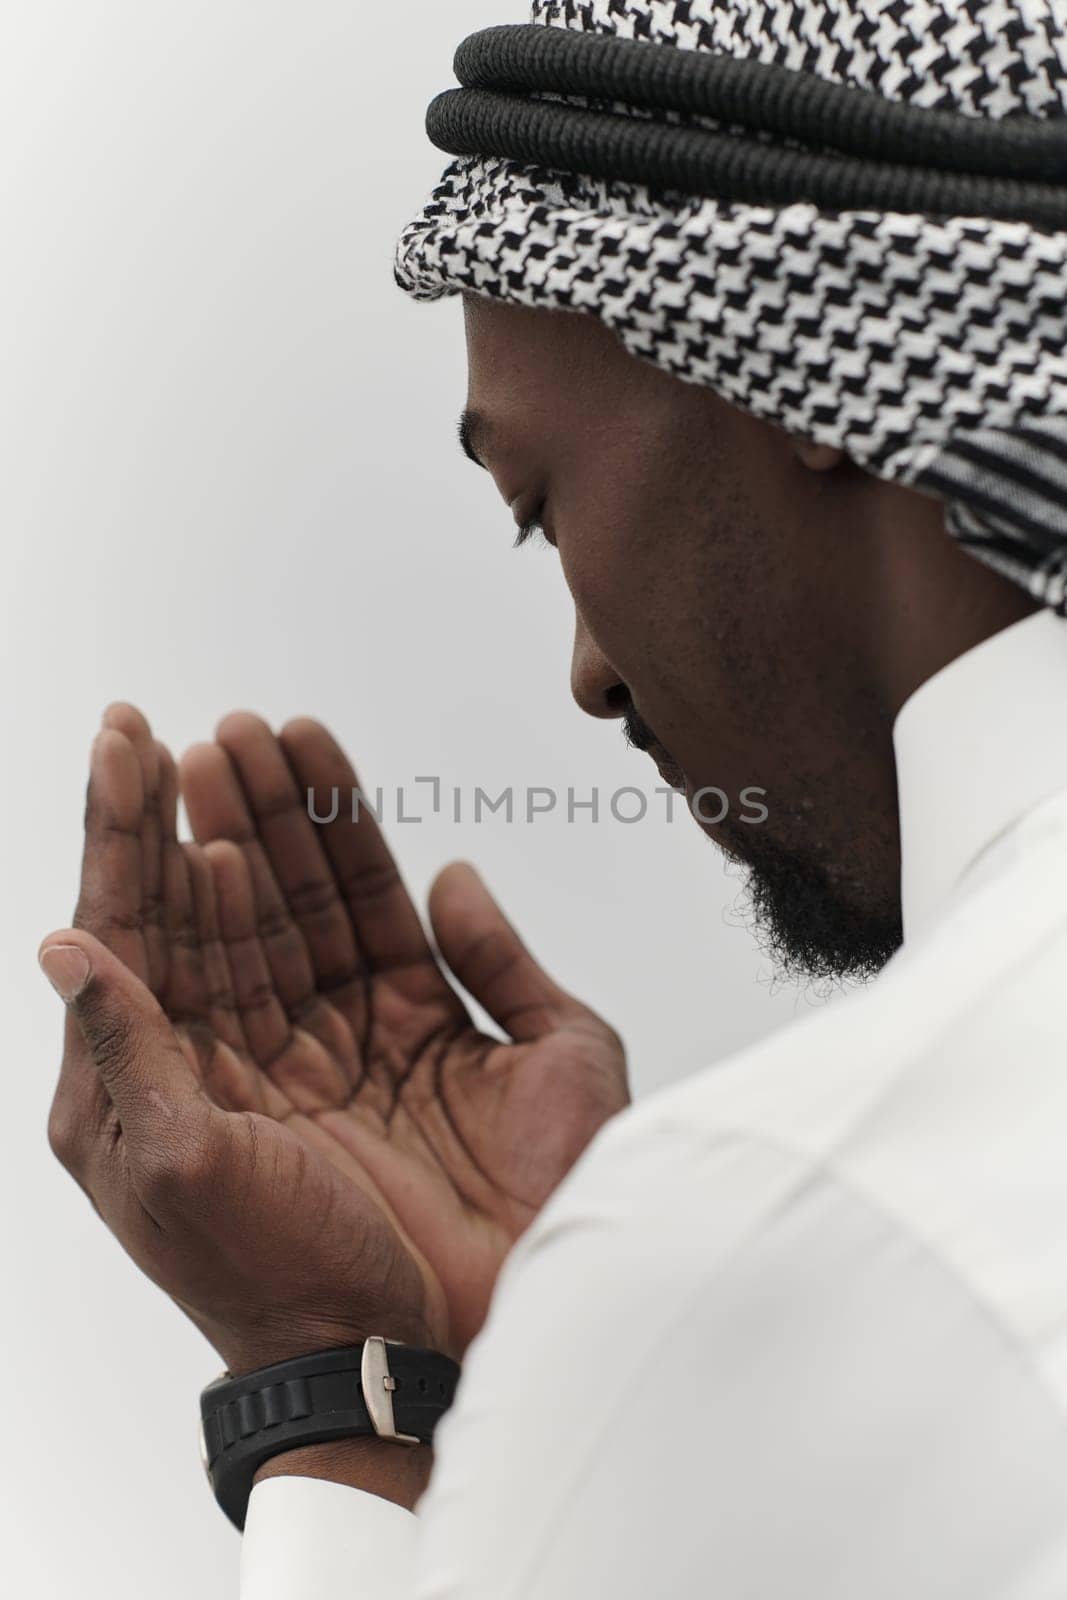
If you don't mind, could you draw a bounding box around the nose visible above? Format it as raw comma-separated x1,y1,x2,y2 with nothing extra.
570,612,628,721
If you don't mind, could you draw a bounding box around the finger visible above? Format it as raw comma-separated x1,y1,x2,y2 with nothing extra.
56,721,161,1197
101,704,159,794
100,705,175,994
74,730,149,984
154,740,181,989
155,833,209,1028
205,839,363,1111
184,843,292,1115
429,862,588,1042
280,717,441,977
180,735,319,1014
201,840,295,1068
190,713,362,991
183,843,248,1056
38,930,210,1149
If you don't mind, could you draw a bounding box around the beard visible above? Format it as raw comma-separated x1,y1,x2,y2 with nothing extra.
623,703,902,985
716,814,903,986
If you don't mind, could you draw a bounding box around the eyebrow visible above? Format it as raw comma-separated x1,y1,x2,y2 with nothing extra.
458,409,489,470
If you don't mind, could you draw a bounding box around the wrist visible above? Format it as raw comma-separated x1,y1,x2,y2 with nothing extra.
202,1338,457,1526
253,1437,433,1512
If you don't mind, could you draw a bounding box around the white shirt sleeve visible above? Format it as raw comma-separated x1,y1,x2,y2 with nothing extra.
241,1478,416,1600
238,1116,1067,1600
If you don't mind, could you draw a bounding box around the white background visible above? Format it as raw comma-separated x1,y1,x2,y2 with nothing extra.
1,4,833,1594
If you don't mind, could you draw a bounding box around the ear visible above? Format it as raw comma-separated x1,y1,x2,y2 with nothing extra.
790,435,845,472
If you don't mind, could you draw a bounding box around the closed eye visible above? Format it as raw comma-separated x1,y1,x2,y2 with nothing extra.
514,518,547,549
513,503,550,549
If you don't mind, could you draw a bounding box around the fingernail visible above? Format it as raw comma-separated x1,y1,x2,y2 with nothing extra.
39,945,91,1001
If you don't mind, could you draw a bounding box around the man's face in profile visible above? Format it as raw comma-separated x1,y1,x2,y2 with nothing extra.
460,292,909,983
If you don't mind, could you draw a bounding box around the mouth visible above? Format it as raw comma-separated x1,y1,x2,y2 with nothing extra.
622,704,686,792
647,742,686,792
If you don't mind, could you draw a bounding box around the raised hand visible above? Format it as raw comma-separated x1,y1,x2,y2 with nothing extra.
43,712,439,1377
43,707,629,1377
178,711,630,1357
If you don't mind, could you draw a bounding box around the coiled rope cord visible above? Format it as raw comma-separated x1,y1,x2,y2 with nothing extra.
425,24,1067,231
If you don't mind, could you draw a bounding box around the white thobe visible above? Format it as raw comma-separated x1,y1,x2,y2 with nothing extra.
242,609,1067,1599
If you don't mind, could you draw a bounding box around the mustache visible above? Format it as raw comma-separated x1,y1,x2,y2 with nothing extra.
622,703,684,788
621,702,658,754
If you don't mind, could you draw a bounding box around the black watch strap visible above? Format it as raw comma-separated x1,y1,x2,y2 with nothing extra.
199,1338,460,1529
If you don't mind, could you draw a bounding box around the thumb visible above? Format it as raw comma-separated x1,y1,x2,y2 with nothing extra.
428,862,589,1043
39,929,203,1134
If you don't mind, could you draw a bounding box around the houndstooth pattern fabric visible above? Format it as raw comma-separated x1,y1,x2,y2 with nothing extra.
529,0,1067,119
395,1,1067,610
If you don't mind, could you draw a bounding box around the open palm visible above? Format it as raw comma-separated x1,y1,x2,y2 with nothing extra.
87,705,629,1363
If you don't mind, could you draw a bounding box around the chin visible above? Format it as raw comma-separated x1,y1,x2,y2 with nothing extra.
711,816,904,985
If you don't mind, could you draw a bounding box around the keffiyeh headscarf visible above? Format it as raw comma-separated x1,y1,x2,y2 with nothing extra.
394,1,1067,612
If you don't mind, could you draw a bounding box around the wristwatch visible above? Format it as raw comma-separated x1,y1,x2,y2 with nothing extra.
199,1337,461,1529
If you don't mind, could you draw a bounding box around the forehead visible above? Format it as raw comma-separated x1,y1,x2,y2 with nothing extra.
464,293,626,389
461,292,684,451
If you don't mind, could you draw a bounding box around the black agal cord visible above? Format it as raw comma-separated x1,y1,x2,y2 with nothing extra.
426,24,1067,230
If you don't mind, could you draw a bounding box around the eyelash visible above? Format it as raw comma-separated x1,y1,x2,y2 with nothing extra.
514,506,548,549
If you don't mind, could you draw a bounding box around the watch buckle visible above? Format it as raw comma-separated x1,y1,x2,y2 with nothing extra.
361,1336,421,1445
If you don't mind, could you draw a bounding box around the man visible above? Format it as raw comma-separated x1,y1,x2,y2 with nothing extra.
40,2,1067,1595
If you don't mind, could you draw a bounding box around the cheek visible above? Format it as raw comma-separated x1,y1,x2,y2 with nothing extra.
556,512,651,677
555,470,704,691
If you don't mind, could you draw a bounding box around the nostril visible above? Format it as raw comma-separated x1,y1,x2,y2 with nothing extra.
571,616,627,721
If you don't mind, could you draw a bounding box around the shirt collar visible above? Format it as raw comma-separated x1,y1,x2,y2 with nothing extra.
893,608,1067,942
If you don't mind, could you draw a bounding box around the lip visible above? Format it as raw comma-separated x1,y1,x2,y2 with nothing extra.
648,745,686,792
